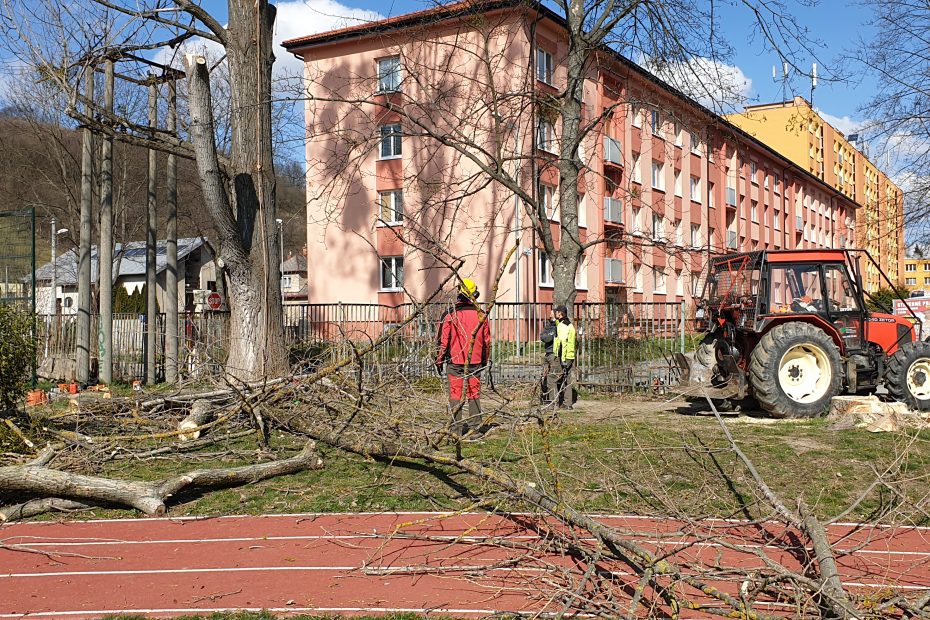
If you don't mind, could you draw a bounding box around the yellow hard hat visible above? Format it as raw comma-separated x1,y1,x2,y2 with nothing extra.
459,278,479,299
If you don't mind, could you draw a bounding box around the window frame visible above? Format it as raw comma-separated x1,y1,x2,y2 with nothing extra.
379,256,405,291
376,55,401,93
536,47,554,84
538,251,554,287
379,123,402,159
537,118,557,154
378,190,404,226
651,160,664,191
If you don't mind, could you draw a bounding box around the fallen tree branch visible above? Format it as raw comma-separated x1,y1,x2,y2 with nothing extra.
0,441,323,521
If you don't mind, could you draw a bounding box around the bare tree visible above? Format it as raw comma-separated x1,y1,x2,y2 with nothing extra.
1,0,287,380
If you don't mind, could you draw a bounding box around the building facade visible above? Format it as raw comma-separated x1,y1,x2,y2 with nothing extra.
284,1,859,307
727,97,904,290
902,245,930,292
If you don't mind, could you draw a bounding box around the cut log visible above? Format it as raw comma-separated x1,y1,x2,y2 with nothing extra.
178,399,213,441
827,395,911,432
0,441,323,521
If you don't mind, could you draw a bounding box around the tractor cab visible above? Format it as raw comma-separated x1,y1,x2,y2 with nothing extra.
695,249,929,418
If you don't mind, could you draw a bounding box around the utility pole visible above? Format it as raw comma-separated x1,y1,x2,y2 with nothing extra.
76,69,95,386
145,80,158,385
98,59,115,384
49,218,58,315
165,80,179,384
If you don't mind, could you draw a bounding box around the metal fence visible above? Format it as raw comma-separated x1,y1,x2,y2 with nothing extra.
0,209,35,308
37,301,693,390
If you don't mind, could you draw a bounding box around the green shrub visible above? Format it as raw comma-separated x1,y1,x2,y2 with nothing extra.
866,286,910,313
0,304,36,414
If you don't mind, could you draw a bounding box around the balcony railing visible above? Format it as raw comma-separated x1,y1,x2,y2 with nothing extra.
603,136,623,166
604,196,623,224
605,258,625,284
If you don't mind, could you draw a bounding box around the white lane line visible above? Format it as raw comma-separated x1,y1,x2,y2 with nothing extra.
6,534,929,559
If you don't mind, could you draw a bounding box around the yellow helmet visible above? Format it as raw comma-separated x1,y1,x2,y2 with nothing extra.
459,278,479,299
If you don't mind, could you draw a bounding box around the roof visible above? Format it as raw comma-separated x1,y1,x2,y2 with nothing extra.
283,0,860,208
282,253,307,274
34,237,211,285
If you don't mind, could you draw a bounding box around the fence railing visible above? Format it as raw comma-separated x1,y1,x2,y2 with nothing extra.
37,301,695,391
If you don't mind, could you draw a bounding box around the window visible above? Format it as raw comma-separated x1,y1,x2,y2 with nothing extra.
379,124,402,158
379,256,404,290
751,200,758,221
774,209,780,231
690,131,701,155
750,160,758,183
674,170,682,197
689,176,700,202
539,251,554,286
676,270,684,296
537,118,556,153
578,193,587,228
631,152,642,183
690,223,701,248
536,47,554,84
674,123,682,146
281,275,294,290
906,264,917,272
708,181,715,209
631,105,642,128
632,206,642,234
925,277,930,285
774,174,781,193
538,180,557,220
653,267,666,293
924,263,930,270
652,212,663,240
633,264,643,291
674,219,683,245
378,190,404,225
377,56,401,92
906,277,917,286
651,161,664,190
650,109,661,135
764,174,770,190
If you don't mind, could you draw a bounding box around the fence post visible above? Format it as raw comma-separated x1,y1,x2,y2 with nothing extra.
680,300,686,353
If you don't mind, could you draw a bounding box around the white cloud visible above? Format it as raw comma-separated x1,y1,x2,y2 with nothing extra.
817,110,866,138
274,0,383,75
644,57,753,112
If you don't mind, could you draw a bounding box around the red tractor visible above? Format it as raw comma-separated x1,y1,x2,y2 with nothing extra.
688,249,930,418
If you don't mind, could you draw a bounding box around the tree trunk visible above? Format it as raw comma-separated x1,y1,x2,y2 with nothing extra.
183,0,286,381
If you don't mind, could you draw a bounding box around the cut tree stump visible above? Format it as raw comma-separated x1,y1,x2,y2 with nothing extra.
827,395,915,432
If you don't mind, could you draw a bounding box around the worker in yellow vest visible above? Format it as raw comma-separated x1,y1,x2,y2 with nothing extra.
552,305,576,409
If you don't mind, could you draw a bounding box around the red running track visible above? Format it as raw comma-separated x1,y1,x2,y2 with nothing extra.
1,512,928,618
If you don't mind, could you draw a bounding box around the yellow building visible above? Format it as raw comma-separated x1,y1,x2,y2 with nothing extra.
726,96,904,291
903,250,930,293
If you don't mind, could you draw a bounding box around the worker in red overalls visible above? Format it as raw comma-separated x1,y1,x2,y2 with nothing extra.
435,278,491,437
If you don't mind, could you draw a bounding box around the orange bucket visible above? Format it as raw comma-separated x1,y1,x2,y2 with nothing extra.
26,389,48,407
67,383,78,394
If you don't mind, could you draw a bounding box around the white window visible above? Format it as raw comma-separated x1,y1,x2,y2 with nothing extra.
924,277,930,285
379,124,402,159
764,174,770,190
750,160,758,183
539,251,554,286
633,264,643,291
774,174,781,193
652,211,663,240
578,194,587,228
689,176,701,202
377,56,401,92
674,123,682,146
906,264,917,272
690,223,701,248
674,219,683,245
751,200,758,221
379,256,404,290
575,256,588,290
653,267,666,293
690,131,701,154
774,209,780,231
690,271,702,296
631,152,642,183
631,105,642,128
378,190,404,225
650,109,661,135
538,180,557,220
708,181,715,209
536,47,554,84
906,277,917,286
651,161,664,190
281,275,294,290
537,118,556,153
675,270,684,296
674,170,683,197
632,206,642,234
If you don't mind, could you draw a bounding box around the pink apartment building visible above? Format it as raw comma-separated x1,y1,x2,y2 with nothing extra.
283,0,858,307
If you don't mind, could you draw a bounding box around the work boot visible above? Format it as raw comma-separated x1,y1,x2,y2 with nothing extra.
450,399,468,436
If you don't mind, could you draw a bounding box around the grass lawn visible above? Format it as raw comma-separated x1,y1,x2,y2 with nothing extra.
70,393,930,525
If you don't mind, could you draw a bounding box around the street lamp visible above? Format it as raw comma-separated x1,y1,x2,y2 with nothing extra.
50,219,69,315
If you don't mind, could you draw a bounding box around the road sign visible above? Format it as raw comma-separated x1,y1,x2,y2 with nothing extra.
207,291,223,310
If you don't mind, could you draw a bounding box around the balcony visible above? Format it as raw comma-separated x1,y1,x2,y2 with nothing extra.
727,230,738,249
603,196,623,226
605,258,625,284
726,186,737,208
603,136,623,169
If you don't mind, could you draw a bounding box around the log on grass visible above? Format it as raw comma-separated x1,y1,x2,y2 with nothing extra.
178,399,214,441
0,441,323,521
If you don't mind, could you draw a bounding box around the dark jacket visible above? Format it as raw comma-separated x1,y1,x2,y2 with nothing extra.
540,320,557,354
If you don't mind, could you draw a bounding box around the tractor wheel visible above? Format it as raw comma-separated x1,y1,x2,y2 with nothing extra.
885,341,930,411
749,322,843,418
